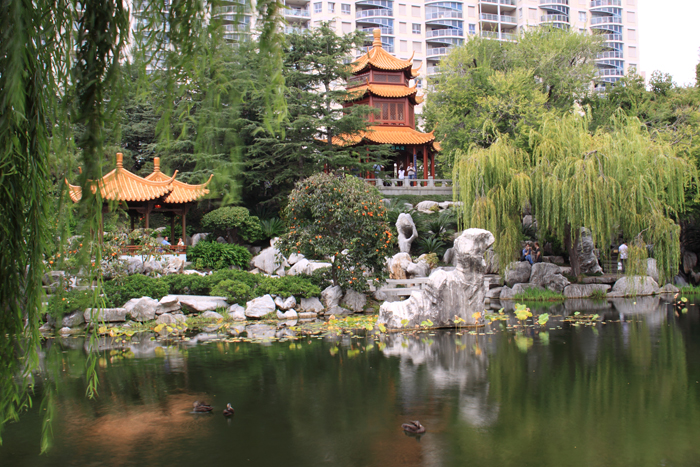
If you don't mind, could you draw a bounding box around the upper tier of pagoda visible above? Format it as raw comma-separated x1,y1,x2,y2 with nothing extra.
66,153,211,204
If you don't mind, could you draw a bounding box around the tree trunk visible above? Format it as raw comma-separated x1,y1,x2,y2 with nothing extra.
564,226,581,278
331,254,338,286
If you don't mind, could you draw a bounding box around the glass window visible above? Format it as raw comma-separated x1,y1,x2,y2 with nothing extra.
578,11,586,22
519,8,522,18
341,3,350,14
411,5,420,17
412,23,421,34
400,40,408,52
399,4,406,15
412,41,422,53
342,21,352,32
399,22,407,33
468,23,475,34
314,2,322,13
328,2,335,13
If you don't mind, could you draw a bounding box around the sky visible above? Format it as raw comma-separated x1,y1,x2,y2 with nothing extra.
638,0,700,86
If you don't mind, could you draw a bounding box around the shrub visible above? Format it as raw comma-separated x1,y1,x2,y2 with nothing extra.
255,275,321,298
416,236,446,256
102,275,169,307
187,242,252,269
209,269,261,290
278,173,393,292
161,274,212,295
260,217,286,240
47,288,95,320
210,279,252,305
300,267,333,291
201,206,263,243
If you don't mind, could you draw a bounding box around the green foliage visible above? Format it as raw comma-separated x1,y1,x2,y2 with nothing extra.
103,275,169,308
210,280,252,305
260,217,286,240
278,173,393,292
588,289,608,300
416,236,447,256
679,286,700,295
47,289,95,320
255,276,321,299
186,242,252,269
201,206,263,244
513,288,565,302
513,303,533,321
209,269,262,290
624,239,649,278
160,274,212,295
300,267,333,291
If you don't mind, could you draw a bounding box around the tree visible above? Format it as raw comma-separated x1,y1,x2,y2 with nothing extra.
201,206,263,244
278,173,393,291
454,111,697,280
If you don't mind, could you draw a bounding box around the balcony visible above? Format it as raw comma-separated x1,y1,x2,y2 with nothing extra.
602,33,623,41
285,26,310,34
426,47,453,57
356,9,393,18
426,28,463,38
590,0,621,7
480,13,517,23
480,30,517,41
362,27,394,35
596,68,624,77
541,14,569,23
597,50,623,59
285,7,310,17
425,10,463,20
427,66,440,74
480,0,516,6
591,15,622,25
540,0,568,4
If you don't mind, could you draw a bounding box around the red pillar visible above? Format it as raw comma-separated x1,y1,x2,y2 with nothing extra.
423,144,428,184
430,151,435,178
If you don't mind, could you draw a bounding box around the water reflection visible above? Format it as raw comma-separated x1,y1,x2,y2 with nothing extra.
2,299,700,467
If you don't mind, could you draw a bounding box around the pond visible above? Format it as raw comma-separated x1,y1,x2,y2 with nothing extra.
2,297,700,467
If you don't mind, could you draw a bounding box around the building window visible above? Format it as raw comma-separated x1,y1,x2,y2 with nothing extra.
627,11,636,23
468,23,475,35
629,63,637,71
412,5,420,17
468,6,476,18
629,46,637,58
628,29,636,40
412,41,422,53
578,11,586,22
399,4,406,15
341,3,350,14
400,40,408,52
342,21,352,32
373,101,405,122
328,2,334,13
518,8,522,19
399,22,407,33
412,23,421,34
314,2,321,13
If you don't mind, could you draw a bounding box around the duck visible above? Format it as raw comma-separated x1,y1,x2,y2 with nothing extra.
223,403,235,417
193,401,213,413
401,421,426,434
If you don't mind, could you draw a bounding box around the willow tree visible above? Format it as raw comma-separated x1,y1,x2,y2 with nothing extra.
454,111,697,281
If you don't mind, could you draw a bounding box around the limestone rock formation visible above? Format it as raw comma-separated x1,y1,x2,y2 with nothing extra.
163,257,185,275
228,304,247,320
300,297,324,313
84,308,127,323
377,229,495,329
504,261,531,288
611,276,659,296
127,257,144,275
124,297,160,322
201,311,224,320
563,284,611,298
396,213,418,253
341,289,367,312
275,296,297,311
178,296,228,313
646,258,659,283
415,201,439,213
576,228,603,275
250,238,288,275
321,285,343,309
245,294,276,319
143,260,163,276
158,296,181,314
529,263,570,293
388,252,412,279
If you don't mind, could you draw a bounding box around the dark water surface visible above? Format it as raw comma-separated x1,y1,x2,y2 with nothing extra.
2,297,700,467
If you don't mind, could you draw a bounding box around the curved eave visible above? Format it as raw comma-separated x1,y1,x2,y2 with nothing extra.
146,170,213,204
332,127,438,147
351,48,415,74
346,83,421,102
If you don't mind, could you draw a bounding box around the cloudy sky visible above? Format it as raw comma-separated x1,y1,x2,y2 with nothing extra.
638,0,700,86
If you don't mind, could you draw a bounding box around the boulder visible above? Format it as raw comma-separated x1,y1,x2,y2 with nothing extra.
300,297,324,313
415,200,439,213
341,289,367,312
178,296,228,313
484,274,503,288
576,228,603,275
657,283,680,294
201,311,224,320
163,257,185,275
522,215,536,230
611,276,659,296
298,312,318,319
172,313,187,323
287,258,310,276
62,311,85,328
504,261,531,288
43,271,65,286
484,248,499,274
275,296,297,311
322,285,343,309
287,253,304,265
485,287,502,300
327,305,352,316
245,294,276,319
396,213,418,253
388,252,413,279
84,308,127,323
124,297,160,322
406,260,431,278
646,258,659,284
39,322,53,333
276,309,298,320
156,313,178,325
500,283,544,300
250,238,288,275
59,327,72,335
438,201,454,210
228,304,247,321
682,251,697,274
158,295,181,314
183,269,206,276
443,248,455,266
674,275,689,287
563,284,611,298
143,260,163,275
378,228,495,329
126,257,144,275
216,236,226,243
543,256,565,266
529,262,570,293
307,262,332,273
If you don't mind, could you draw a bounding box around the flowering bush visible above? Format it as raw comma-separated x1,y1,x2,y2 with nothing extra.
278,173,393,292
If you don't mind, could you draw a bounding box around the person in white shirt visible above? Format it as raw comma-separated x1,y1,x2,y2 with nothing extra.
618,242,628,273
398,164,405,186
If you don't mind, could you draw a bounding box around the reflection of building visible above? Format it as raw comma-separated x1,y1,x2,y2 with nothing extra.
336,29,439,178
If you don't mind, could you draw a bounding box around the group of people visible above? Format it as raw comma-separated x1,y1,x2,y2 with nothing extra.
521,241,542,265
397,163,417,187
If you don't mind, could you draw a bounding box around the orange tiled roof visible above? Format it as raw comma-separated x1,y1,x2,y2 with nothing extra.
352,30,414,74
348,83,420,101
145,157,212,203
333,126,438,147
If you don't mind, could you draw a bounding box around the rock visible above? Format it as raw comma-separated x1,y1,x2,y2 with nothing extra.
124,297,160,322
443,248,455,266
143,260,163,275
611,276,659,296
250,239,288,275
307,262,332,273
438,201,454,210
327,305,352,316
484,274,503,288
559,266,573,277
406,260,431,278
388,252,413,279
378,228,495,329
183,269,206,276
158,295,181,314
484,248,499,274
658,283,680,294
59,327,72,335
298,312,318,319
228,304,247,321
163,257,185,275
62,311,85,328
287,253,304,265
156,313,178,325
341,289,367,312
692,271,700,286
522,215,535,230
543,256,565,265
275,296,297,311
201,311,224,320
43,270,65,286
39,322,53,333
178,296,229,313
563,284,611,298
276,309,298,319
504,261,531,288
485,287,502,300
245,294,276,319
396,213,418,253
529,262,570,293
682,251,697,274
581,275,618,285
321,285,343,309
674,275,688,287
300,297,324,313
246,324,276,340
576,228,603,275
287,258,310,276
126,257,144,275
84,308,127,323
415,200,439,213
172,313,187,323
216,236,226,243
646,258,659,284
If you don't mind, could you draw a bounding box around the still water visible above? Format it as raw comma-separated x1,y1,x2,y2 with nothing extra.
2,297,700,467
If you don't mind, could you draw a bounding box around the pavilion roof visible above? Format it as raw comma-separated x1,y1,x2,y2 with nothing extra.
332,126,439,149
145,157,213,203
352,29,416,75
347,83,423,103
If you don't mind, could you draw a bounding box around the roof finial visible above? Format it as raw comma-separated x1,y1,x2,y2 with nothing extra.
153,157,161,173
116,152,123,168
373,28,382,48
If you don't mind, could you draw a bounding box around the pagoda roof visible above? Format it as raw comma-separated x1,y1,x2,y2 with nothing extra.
145,157,213,204
352,29,416,74
333,126,439,149
66,153,210,205
347,83,423,103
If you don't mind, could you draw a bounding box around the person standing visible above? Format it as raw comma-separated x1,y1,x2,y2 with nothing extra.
398,164,405,186
407,163,416,187
618,242,628,273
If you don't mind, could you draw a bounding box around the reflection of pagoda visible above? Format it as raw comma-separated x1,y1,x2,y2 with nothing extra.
336,28,438,179
66,153,212,243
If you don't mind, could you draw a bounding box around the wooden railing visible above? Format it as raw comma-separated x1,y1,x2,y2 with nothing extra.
120,245,187,256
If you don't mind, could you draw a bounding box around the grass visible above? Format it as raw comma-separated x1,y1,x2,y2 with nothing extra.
588,289,608,300
679,285,700,295
384,194,453,206
513,288,565,302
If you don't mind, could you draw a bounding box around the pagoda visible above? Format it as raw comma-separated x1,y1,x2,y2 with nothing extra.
66,153,212,244
336,28,439,180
